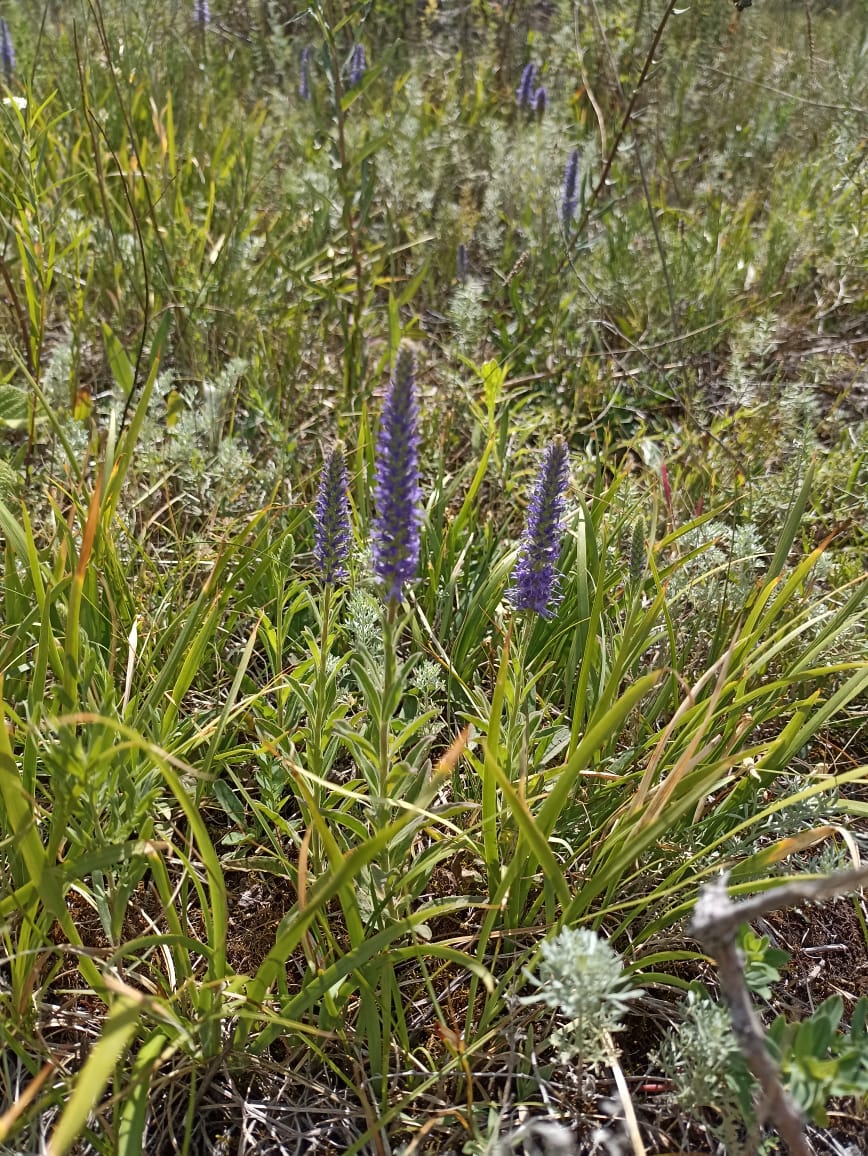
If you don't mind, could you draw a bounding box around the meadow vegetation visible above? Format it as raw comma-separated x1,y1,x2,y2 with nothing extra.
0,0,866,1152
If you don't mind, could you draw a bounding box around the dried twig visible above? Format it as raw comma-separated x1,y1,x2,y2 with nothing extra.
691,868,868,1156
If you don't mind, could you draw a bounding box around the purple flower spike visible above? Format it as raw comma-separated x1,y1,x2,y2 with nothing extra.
193,0,210,28
561,148,580,225
299,46,312,101
372,345,423,603
510,437,571,618
534,85,547,117
516,61,536,108
314,446,351,586
349,43,366,87
0,19,15,80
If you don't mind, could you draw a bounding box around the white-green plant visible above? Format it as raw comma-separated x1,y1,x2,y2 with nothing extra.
522,927,642,1069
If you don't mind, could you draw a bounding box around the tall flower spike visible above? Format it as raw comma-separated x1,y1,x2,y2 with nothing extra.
314,446,351,585
349,43,366,87
510,436,570,617
561,148,580,225
516,61,536,108
0,19,15,80
193,0,210,27
372,345,422,603
299,46,312,101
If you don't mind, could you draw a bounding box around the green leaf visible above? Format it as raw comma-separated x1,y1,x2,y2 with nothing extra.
0,383,29,428
47,997,141,1156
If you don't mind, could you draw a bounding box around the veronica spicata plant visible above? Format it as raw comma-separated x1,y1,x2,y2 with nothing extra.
510,435,571,618
302,445,352,863
314,445,351,587
372,344,422,605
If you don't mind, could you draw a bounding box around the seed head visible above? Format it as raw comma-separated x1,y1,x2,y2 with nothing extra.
510,437,570,617
371,345,422,603
314,446,351,586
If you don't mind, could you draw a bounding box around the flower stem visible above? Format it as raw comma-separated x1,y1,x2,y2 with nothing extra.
378,599,399,830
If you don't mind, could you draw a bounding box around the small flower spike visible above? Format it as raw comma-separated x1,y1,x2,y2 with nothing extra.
0,20,15,80
299,46,312,101
561,148,580,225
510,436,571,617
371,345,422,603
314,446,351,585
193,0,210,28
516,61,536,108
349,43,366,87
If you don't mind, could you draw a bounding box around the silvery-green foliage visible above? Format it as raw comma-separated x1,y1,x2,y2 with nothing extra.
376,75,460,223
211,437,253,499
654,994,762,1155
262,0,296,89
40,340,90,462
448,278,487,352
655,995,743,1111
669,520,763,612
137,359,251,511
477,119,574,257
522,927,641,1068
42,339,73,409
201,358,249,447
410,659,444,736
411,659,443,710
343,589,383,657
778,380,821,439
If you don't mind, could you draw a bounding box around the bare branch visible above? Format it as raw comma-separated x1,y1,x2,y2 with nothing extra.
690,868,868,1155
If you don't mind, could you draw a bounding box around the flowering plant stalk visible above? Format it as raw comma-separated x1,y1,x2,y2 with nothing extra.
506,437,571,818
307,446,351,861
369,345,423,847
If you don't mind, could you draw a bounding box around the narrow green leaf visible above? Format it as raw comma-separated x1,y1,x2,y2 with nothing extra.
47,997,141,1156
